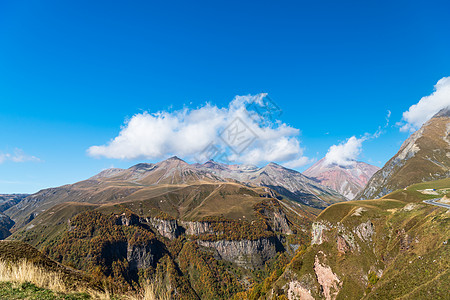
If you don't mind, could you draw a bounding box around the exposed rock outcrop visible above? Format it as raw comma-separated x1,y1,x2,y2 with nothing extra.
147,218,183,240
337,235,350,254
116,213,140,226
197,237,280,268
311,222,330,245
354,220,375,242
127,242,156,270
286,280,314,300
314,253,341,300
180,221,216,235
358,109,450,200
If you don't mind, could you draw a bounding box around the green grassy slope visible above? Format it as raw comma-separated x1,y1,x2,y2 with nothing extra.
264,178,450,299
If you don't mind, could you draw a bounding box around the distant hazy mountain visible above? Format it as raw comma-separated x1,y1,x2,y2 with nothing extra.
358,107,450,200
304,158,379,200
0,194,28,212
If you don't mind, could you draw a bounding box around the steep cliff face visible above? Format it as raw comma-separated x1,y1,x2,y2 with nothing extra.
145,218,284,268
197,237,280,269
148,217,183,240
180,221,216,236
358,108,450,200
127,242,157,270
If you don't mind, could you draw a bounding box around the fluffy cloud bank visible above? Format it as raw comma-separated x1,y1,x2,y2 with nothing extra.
325,136,364,166
400,77,450,132
0,149,40,164
88,94,310,168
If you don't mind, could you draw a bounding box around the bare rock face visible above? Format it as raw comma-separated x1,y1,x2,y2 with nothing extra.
311,222,330,245
355,220,375,242
197,237,280,269
116,213,140,226
337,235,350,254
127,242,156,270
304,159,379,200
147,218,218,240
314,252,341,300
148,218,182,240
286,280,314,300
358,109,450,200
272,210,293,235
180,221,216,235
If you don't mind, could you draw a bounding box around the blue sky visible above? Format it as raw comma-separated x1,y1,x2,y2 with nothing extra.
1,0,450,193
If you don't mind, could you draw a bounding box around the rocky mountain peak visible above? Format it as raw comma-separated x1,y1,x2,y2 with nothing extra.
357,109,450,200
202,160,228,170
129,163,155,171
304,158,379,200
434,106,450,118
167,155,184,161
157,156,189,168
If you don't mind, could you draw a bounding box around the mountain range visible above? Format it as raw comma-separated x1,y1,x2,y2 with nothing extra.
1,108,449,299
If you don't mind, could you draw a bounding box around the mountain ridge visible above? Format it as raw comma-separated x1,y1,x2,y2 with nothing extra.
304,158,379,200
358,107,450,200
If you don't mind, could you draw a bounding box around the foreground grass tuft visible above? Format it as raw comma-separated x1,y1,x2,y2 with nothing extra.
0,258,171,299
0,281,90,300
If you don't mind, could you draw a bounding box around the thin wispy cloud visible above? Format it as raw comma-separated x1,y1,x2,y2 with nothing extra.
0,149,40,164
399,76,450,132
88,94,311,168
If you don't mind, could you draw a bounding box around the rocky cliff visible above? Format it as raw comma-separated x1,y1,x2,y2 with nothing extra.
197,237,281,269
358,108,450,200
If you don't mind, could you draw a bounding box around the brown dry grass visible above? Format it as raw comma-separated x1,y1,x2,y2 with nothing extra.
0,259,68,293
0,259,171,300
0,259,114,299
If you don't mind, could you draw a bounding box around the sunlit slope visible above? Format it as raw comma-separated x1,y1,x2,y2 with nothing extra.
359,108,450,200
259,178,450,299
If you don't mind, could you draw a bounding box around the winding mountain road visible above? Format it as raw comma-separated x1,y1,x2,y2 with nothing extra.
423,198,450,209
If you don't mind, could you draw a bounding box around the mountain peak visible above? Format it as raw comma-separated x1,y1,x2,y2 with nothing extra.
265,162,281,168
128,163,154,170
202,160,228,169
304,158,379,200
433,106,450,118
167,156,184,161
358,108,450,200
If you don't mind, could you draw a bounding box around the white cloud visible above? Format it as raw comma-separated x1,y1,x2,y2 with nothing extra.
0,149,40,164
400,77,450,132
325,136,365,167
323,109,391,167
88,94,310,168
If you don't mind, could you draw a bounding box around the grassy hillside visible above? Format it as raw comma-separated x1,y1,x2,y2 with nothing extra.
261,178,450,299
